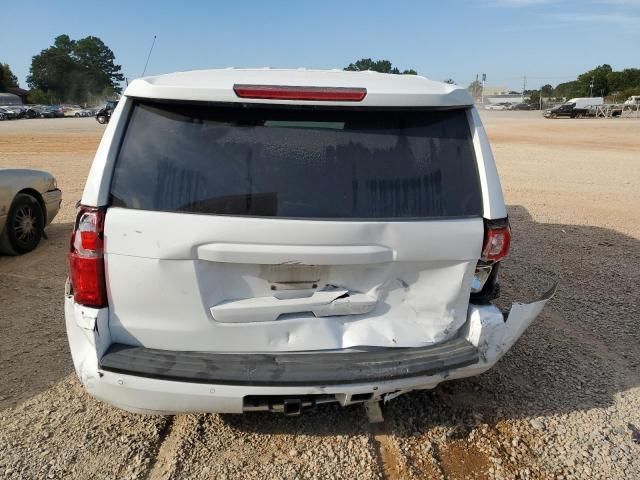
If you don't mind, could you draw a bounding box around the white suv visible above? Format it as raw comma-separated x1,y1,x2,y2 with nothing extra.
65,69,554,415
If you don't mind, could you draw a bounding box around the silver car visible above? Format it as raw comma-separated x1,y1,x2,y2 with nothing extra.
0,168,62,255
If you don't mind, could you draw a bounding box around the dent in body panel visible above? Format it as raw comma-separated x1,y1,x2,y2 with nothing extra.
65,294,111,388
107,256,478,351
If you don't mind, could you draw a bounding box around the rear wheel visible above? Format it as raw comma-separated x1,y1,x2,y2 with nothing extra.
96,115,107,124
575,113,583,119
0,194,44,255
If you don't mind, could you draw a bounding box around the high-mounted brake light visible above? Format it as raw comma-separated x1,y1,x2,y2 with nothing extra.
68,206,107,308
482,219,511,262
233,84,367,102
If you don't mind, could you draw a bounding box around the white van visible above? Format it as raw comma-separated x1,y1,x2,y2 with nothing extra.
567,97,604,109
65,69,554,415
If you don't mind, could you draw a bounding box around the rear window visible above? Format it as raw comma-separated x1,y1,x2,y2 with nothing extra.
110,101,482,219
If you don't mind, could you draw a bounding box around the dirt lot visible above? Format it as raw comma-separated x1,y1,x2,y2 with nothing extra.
1,113,639,479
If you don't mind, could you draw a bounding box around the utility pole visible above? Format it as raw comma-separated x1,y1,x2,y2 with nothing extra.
522,75,527,102
590,77,594,97
540,85,543,110
481,73,486,105
475,74,479,103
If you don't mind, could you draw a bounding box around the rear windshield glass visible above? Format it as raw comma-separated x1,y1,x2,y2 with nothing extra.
110,102,482,219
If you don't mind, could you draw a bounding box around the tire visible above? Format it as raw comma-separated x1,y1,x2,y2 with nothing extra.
96,115,107,124
575,113,583,119
0,194,45,255
75,113,80,117
550,113,557,119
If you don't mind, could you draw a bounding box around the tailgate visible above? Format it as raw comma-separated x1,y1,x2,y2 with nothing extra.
103,100,485,352
105,210,482,351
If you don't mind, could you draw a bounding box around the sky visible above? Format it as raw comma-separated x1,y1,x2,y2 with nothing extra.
1,0,639,91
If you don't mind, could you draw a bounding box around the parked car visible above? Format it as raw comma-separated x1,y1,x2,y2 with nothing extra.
38,106,64,118
513,103,533,110
95,100,118,124
38,107,56,118
0,169,62,255
484,102,510,110
3,106,27,118
23,106,42,119
65,68,554,415
0,107,19,120
64,107,91,117
544,97,603,119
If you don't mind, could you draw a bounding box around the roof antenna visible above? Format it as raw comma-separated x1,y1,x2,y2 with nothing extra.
141,35,157,77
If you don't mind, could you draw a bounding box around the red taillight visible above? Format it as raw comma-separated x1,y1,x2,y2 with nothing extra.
482,219,511,262
233,84,367,102
68,206,107,308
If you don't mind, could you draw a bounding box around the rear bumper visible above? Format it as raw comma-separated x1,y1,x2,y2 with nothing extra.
100,337,479,386
65,285,555,414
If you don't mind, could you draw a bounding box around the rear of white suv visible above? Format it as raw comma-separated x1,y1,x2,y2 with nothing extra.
65,69,554,414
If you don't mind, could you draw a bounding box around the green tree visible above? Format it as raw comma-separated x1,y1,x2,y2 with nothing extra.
0,62,19,91
546,66,640,101
540,84,553,97
527,90,541,106
554,81,580,100
27,89,54,104
577,64,612,97
27,34,124,103
74,36,125,93
344,58,417,75
607,68,640,94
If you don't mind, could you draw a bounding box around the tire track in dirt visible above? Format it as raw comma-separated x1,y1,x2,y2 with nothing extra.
371,424,405,480
146,416,179,480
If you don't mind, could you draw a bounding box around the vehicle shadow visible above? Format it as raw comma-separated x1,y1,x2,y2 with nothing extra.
0,221,75,410
222,204,639,436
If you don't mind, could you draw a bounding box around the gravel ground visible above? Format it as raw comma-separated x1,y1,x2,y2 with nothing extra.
0,113,639,479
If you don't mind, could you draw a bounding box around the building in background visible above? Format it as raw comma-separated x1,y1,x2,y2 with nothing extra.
0,92,22,105
480,86,529,105
6,87,29,104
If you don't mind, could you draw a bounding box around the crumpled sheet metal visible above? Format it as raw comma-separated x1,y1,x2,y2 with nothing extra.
107,255,480,352
466,283,557,363
210,289,378,323
226,261,478,351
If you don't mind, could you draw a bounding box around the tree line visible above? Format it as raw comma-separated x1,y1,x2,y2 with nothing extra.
467,65,640,104
0,34,124,105
27,35,124,104
552,64,640,101
4,49,639,105
344,58,417,75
